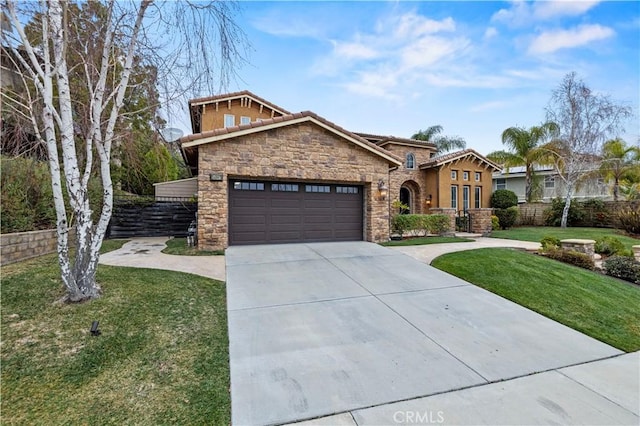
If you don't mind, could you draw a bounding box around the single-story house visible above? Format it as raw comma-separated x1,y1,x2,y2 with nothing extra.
492,165,610,203
172,91,499,250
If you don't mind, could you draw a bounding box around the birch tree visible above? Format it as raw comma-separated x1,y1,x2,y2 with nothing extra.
1,0,247,302
545,72,632,228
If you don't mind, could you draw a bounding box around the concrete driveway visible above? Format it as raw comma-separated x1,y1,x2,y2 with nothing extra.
225,242,635,425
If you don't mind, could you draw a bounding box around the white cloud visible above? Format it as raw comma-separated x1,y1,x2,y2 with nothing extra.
534,1,601,19
528,24,615,54
484,27,498,40
332,39,379,60
492,0,602,27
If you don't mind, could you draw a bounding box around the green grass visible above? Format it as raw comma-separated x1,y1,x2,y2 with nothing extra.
1,253,230,424
380,236,474,247
432,248,640,352
100,238,129,254
492,226,640,250
162,238,224,256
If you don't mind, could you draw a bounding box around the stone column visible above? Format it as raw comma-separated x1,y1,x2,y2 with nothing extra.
429,208,456,235
467,208,494,235
560,239,596,259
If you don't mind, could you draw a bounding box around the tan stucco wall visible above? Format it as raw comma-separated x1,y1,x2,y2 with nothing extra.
196,122,392,250
436,159,493,209
200,98,283,132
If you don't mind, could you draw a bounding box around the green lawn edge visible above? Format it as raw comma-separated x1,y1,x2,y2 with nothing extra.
162,237,224,256
432,247,640,352
380,236,474,246
491,226,639,250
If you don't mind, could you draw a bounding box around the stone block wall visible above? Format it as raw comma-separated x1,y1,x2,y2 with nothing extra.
467,208,493,234
560,239,595,259
197,121,392,250
0,228,75,266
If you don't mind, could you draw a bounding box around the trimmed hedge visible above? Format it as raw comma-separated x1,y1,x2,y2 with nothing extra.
594,236,626,257
494,206,519,230
545,248,595,270
490,189,518,209
391,214,451,236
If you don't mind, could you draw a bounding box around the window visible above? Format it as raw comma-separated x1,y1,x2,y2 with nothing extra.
475,172,481,182
406,152,416,169
305,185,330,193
496,178,506,190
463,186,470,211
475,186,481,208
597,177,605,186
451,185,458,209
233,181,264,191
271,183,298,192
430,152,436,158
336,186,359,194
240,116,251,125
544,176,555,189
451,170,458,180
224,114,235,128
463,171,470,181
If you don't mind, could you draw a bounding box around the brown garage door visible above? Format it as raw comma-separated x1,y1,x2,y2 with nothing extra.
229,180,363,245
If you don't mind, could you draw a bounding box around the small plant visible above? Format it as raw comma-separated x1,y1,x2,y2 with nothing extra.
594,236,626,257
491,215,500,231
490,189,518,209
603,255,640,284
617,208,640,236
494,206,519,229
540,235,560,251
545,248,595,270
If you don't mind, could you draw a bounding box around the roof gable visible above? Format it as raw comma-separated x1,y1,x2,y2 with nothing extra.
420,149,501,171
188,90,291,115
181,111,402,167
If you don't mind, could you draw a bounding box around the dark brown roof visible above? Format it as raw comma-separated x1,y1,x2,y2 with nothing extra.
188,90,291,115
180,111,402,165
419,149,501,170
355,132,437,148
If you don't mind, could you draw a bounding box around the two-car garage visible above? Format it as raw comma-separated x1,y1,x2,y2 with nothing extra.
228,179,363,245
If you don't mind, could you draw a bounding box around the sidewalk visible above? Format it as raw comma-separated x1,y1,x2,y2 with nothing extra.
99,237,225,281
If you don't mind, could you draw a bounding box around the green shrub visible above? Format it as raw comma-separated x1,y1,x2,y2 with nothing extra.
603,255,640,284
491,215,500,231
594,236,626,256
543,198,585,227
494,206,519,230
540,235,561,251
579,199,611,227
391,214,451,236
618,208,640,235
545,248,595,270
490,189,518,209
425,214,451,234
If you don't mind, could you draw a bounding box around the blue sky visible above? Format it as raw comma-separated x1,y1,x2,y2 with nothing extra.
178,0,640,156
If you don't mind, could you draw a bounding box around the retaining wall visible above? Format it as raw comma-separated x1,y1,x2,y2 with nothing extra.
1,228,75,266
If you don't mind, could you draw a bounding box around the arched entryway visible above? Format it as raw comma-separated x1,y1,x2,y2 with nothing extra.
399,180,422,214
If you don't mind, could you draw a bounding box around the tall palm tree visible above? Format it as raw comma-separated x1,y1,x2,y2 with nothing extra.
487,122,559,202
411,125,466,153
599,138,640,201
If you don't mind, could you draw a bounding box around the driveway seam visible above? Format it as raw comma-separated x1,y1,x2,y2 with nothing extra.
308,245,491,383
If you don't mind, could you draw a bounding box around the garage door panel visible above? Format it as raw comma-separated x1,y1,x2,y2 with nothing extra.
229,180,363,245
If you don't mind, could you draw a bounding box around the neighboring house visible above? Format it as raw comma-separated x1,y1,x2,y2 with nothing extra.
492,166,610,203
174,91,499,250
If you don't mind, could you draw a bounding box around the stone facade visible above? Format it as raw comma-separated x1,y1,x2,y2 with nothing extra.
383,143,436,214
0,228,75,266
467,208,494,235
196,122,392,250
560,239,596,259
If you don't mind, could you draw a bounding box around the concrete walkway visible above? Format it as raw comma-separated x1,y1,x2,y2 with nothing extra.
390,236,541,264
99,237,225,281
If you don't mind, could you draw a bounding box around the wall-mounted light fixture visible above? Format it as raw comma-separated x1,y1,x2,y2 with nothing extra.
426,194,433,205
377,179,389,201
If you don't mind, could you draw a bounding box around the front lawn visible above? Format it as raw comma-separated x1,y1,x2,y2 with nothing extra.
380,236,474,247
1,254,230,424
432,248,640,352
492,226,639,250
